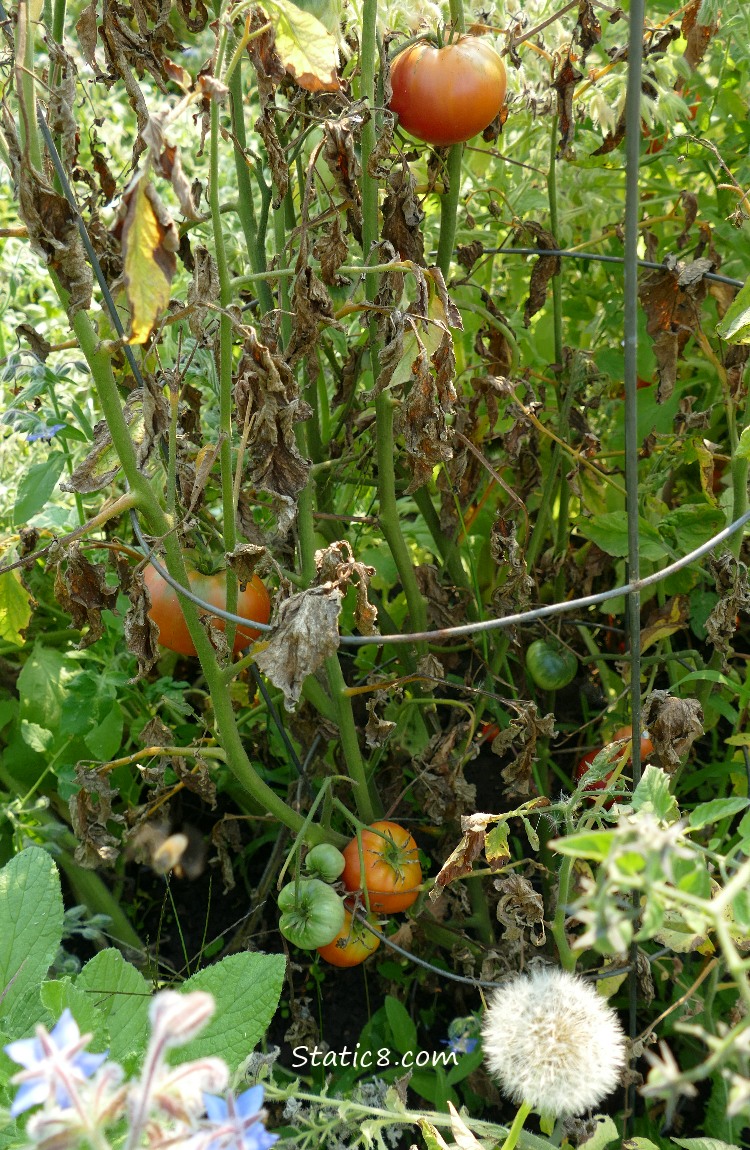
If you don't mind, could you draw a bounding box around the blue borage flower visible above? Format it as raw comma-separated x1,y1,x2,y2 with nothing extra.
4,1008,108,1117
199,1087,279,1150
26,423,66,443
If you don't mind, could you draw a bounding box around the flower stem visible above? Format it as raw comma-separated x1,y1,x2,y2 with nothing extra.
501,1100,533,1150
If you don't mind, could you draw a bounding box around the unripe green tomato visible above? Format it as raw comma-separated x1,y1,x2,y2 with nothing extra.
525,640,578,691
304,843,346,884
277,879,345,950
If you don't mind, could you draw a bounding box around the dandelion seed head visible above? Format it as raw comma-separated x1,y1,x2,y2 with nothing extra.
481,967,627,1118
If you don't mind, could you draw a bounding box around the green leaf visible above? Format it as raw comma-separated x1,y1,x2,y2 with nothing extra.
174,952,286,1069
0,847,64,1038
20,719,54,752
84,703,124,760
384,994,417,1056
17,644,69,734
736,424,750,461
550,831,615,861
578,1115,621,1149
577,512,668,561
671,1140,741,1150
716,274,750,344
632,765,679,822
13,453,66,525
75,949,151,1067
0,561,33,646
688,797,749,831
660,505,726,553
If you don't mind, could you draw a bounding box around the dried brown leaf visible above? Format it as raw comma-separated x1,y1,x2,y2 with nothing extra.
52,542,119,648
642,690,703,772
254,584,343,710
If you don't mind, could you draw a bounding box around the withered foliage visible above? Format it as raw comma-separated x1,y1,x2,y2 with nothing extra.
638,250,713,402
642,691,704,773
704,553,750,661
52,542,119,648
490,703,557,797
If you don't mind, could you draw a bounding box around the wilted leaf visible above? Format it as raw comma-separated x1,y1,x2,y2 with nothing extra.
322,116,363,243
234,331,312,528
60,390,154,494
255,584,343,710
52,543,119,649
514,221,561,326
551,56,583,156
639,256,712,402
123,566,161,681
117,173,179,345
642,691,703,772
69,765,125,868
382,163,425,265
640,596,689,655
704,551,750,659
492,703,556,797
269,0,340,92
314,539,378,635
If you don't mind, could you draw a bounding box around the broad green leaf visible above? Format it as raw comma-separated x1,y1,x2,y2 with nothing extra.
17,645,71,741
174,952,286,1068
0,559,32,646
76,949,151,1067
384,994,417,1056
0,847,64,1038
120,173,178,345
267,0,340,92
688,797,749,831
550,831,615,861
84,702,124,760
660,505,726,554
577,512,668,561
13,452,66,525
716,275,750,344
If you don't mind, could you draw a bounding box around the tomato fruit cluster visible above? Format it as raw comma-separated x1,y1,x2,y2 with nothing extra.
388,35,507,147
144,562,270,656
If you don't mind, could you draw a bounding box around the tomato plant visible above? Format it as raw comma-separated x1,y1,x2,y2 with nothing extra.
525,640,578,691
317,908,381,967
388,35,507,147
575,726,654,805
341,821,422,914
277,879,345,950
305,843,346,883
144,563,270,656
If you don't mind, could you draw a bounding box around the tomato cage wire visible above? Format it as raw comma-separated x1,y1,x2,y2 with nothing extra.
35,73,750,652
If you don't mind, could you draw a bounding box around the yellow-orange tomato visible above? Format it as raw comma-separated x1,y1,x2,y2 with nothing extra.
341,821,422,914
388,36,507,147
317,909,381,967
144,563,270,656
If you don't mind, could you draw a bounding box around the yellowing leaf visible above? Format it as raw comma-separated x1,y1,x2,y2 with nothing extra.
119,174,179,345
0,555,32,646
267,0,340,92
639,595,689,655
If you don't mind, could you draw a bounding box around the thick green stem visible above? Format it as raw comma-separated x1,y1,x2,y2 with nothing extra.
228,61,273,315
376,392,428,645
500,1101,533,1150
436,144,463,279
209,59,239,648
325,654,380,824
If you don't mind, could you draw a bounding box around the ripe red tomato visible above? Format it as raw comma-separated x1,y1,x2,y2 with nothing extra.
317,909,381,967
144,562,270,656
341,821,422,914
388,36,507,147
